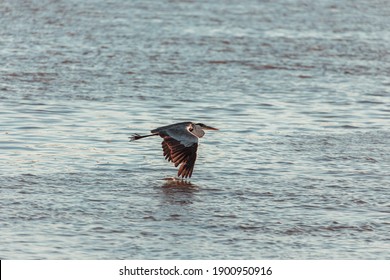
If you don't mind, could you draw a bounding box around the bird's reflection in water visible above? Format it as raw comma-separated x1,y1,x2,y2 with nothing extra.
159,178,199,206
161,177,198,190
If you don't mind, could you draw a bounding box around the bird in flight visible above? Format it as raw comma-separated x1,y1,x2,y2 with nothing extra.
130,122,218,178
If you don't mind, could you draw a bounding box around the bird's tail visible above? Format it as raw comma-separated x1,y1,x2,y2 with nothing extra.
129,133,157,141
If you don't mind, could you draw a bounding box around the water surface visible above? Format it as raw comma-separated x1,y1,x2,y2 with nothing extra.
1,0,390,259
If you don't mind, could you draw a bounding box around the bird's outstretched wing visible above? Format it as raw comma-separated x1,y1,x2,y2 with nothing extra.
161,136,198,178
157,125,199,178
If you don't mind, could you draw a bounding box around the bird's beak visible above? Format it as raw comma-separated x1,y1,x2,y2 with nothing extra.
203,125,219,131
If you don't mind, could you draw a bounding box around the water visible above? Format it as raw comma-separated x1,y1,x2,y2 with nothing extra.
1,0,390,259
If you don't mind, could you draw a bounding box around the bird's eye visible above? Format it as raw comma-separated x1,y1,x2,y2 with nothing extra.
189,125,194,132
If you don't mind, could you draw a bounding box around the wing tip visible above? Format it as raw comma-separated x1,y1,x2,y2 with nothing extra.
177,161,195,178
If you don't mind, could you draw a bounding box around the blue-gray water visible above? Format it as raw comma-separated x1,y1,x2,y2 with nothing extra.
1,0,390,259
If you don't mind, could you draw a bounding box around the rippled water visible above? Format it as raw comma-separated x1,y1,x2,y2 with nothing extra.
1,0,390,259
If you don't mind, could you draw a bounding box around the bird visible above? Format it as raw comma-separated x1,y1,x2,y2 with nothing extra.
130,122,218,178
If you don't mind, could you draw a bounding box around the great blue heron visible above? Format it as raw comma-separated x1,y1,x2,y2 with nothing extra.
130,122,218,178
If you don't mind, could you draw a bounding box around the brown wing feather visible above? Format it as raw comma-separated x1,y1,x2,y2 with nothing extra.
160,136,198,178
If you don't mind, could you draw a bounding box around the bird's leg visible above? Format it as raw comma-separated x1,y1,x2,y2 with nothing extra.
129,133,158,141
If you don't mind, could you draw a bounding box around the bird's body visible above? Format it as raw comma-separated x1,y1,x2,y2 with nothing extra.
130,122,218,178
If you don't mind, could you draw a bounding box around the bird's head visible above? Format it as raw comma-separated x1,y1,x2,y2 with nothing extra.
195,123,219,131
